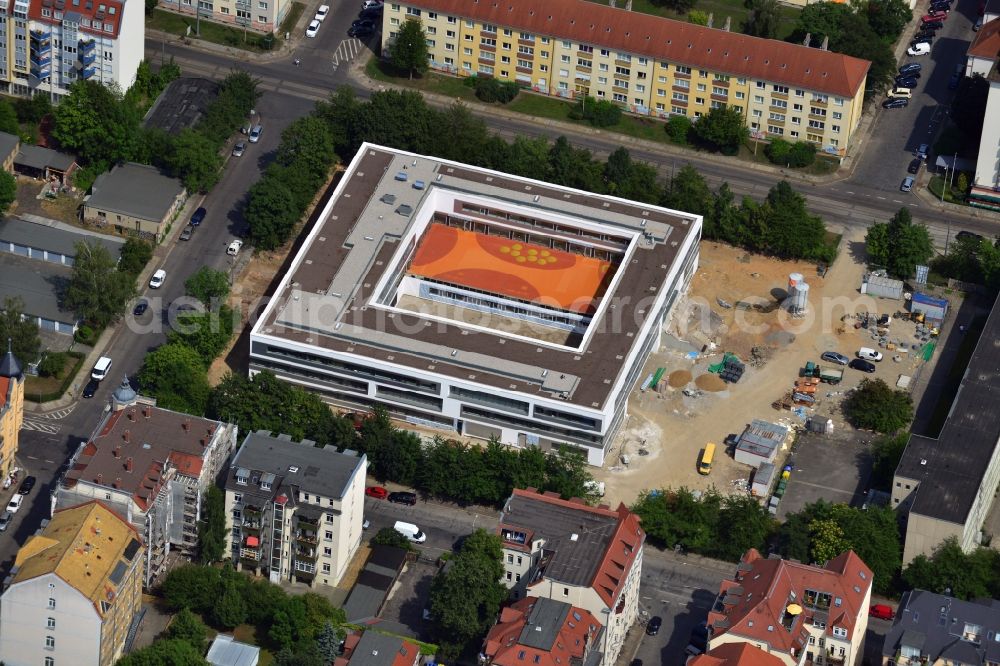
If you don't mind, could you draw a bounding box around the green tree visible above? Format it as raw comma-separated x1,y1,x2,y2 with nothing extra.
212,580,248,629
715,495,774,561
843,378,914,433
14,93,52,124
185,267,230,308
161,565,223,613
276,115,336,182
117,638,208,666
52,80,140,168
794,1,852,44
391,19,430,79
763,181,829,260
870,433,908,491
664,164,714,218
865,208,933,278
138,343,210,415
744,0,781,37
666,115,692,144
688,9,709,24
316,621,341,662
168,128,224,193
168,307,236,365
37,352,67,378
0,296,41,364
428,529,507,658
903,538,1000,600
863,0,912,39
0,99,16,136
118,237,154,277
165,607,208,650
631,488,723,552
372,526,415,551
64,241,138,327
656,0,698,13
809,518,848,564
207,371,355,446
245,178,300,251
198,486,227,564
692,106,748,154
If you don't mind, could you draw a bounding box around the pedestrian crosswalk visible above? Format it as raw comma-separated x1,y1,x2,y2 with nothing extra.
32,405,75,420
21,418,61,434
332,38,364,71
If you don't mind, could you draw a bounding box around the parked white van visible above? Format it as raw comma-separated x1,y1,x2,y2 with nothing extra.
92,356,113,381
907,42,931,56
393,520,426,543
857,347,884,361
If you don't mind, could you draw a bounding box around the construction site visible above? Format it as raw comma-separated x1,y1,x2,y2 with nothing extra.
598,230,962,509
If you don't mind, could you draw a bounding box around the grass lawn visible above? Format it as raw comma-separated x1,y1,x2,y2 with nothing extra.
279,2,306,36
584,0,801,40
24,353,83,402
147,9,279,52
506,93,671,144
928,174,969,206
366,57,477,99
231,625,274,665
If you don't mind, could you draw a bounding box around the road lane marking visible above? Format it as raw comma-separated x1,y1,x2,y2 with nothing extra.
21,419,60,434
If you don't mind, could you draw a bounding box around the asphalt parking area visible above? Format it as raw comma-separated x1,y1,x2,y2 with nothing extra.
776,429,875,518
377,557,438,641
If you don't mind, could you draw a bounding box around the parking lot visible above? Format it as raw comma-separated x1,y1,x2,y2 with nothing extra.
850,0,980,193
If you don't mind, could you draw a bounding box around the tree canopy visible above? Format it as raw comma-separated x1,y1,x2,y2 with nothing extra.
390,19,430,79
138,342,210,415
0,296,41,364
842,378,913,433
197,486,227,564
64,241,138,327
903,538,1000,600
185,267,231,308
428,529,507,659
865,208,933,279
692,106,749,155
53,80,140,169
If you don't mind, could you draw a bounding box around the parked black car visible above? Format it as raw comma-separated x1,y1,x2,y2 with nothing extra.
18,476,36,495
895,76,919,88
911,36,933,47
388,491,417,505
899,63,923,74
190,206,207,226
956,230,984,243
359,5,382,18
907,158,922,174
646,616,662,636
82,378,100,399
849,358,876,373
883,98,909,109
133,299,149,316
922,20,943,29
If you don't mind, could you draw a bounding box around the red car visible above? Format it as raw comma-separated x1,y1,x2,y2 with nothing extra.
365,486,388,499
921,12,947,21
870,604,895,620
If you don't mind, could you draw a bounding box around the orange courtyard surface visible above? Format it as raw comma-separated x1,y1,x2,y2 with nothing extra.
409,223,613,314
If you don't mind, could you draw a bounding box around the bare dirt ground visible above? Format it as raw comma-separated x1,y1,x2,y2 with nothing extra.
597,230,935,507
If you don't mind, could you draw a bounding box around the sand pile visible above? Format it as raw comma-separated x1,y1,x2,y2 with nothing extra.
695,374,728,392
668,370,693,388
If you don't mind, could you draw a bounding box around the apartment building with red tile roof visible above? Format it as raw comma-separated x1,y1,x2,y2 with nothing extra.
707,549,873,666
692,642,791,666
483,596,604,666
382,0,871,155
54,382,238,588
497,488,644,665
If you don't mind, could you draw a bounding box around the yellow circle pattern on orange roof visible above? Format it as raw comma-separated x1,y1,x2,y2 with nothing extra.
499,246,510,254
516,255,527,262
527,255,538,262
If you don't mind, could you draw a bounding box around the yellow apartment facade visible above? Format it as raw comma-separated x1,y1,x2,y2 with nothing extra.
0,344,24,484
383,0,871,156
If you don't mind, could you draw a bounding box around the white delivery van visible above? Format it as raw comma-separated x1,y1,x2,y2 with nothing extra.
393,520,426,543
857,347,884,361
92,356,113,381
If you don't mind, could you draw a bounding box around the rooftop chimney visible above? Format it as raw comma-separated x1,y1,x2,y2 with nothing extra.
122,429,130,443
143,406,151,419
821,36,828,50
803,32,811,47
127,409,136,422
96,473,103,484
723,16,731,31
182,420,190,432
707,12,713,27
125,457,133,473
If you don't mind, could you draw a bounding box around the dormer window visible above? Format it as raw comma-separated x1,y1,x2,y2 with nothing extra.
235,468,249,485
833,627,848,638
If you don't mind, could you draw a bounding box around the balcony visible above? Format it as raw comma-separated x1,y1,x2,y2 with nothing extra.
244,505,263,517
240,547,261,562
78,38,95,53
296,515,319,528
296,530,318,545
29,28,50,45
241,519,262,532
296,546,318,560
79,52,96,67
293,560,316,575
82,66,97,79
30,63,50,80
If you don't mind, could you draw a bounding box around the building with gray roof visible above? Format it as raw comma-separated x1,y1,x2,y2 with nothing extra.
0,217,123,267
339,630,420,666
0,252,76,334
0,132,18,172
343,544,408,623
207,634,260,666
144,78,220,135
249,143,702,467
734,419,788,468
224,431,367,589
893,295,1000,565
14,144,78,182
83,163,185,242
881,590,1000,666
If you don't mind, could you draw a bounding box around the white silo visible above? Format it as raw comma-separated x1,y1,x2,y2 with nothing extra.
790,281,810,314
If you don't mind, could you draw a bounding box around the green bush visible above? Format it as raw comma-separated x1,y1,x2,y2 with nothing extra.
569,96,622,128
765,138,792,164
787,141,817,168
74,325,96,346
28,351,84,402
471,77,520,104
666,115,691,144
37,352,68,378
